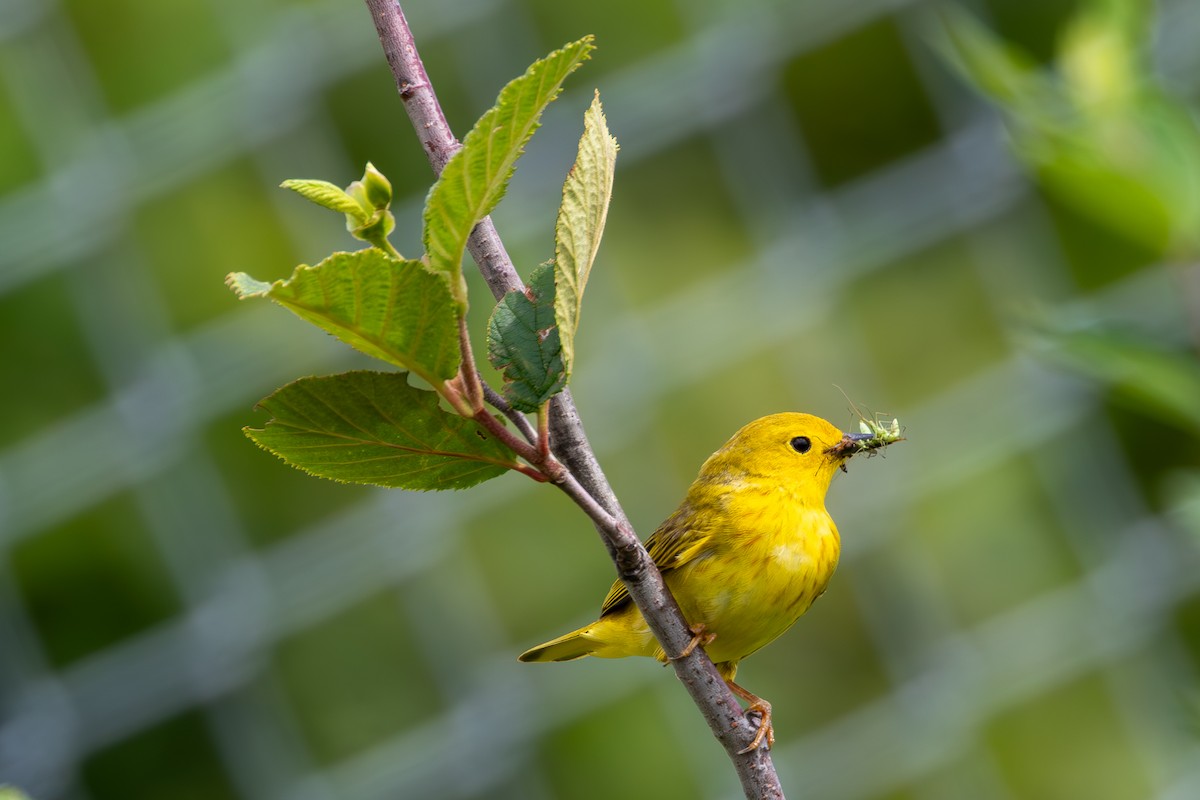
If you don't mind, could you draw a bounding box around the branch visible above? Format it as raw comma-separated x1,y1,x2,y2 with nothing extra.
363,3,786,796
546,388,624,515
483,384,538,444
548,469,786,799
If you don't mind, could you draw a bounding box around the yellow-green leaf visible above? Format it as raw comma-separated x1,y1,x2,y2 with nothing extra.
423,36,595,308
226,250,459,387
281,178,368,222
554,91,617,379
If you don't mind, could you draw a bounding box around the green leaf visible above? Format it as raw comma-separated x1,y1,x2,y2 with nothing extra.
1034,326,1200,433
487,263,565,412
555,91,617,379
246,371,518,490
936,4,1200,257
281,179,368,223
423,36,595,307
934,7,1043,105
1030,147,1174,253
226,250,460,387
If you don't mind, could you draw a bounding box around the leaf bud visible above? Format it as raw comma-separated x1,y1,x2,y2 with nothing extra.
361,162,393,210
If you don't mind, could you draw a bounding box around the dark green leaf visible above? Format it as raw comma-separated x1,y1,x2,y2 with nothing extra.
487,263,565,412
246,371,518,490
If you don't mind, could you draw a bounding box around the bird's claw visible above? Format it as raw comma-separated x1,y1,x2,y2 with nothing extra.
736,701,775,753
726,681,774,753
673,623,716,660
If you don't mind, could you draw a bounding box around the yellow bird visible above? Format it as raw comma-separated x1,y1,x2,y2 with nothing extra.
519,412,898,751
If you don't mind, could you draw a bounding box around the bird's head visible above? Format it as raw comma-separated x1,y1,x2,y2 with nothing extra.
700,412,897,502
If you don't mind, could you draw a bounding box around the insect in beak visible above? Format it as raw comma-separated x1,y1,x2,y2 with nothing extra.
826,432,881,460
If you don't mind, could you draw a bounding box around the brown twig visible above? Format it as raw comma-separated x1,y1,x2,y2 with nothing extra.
483,384,538,444
363,2,786,797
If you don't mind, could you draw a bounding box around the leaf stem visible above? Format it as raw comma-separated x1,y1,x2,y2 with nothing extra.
439,376,475,418
456,316,486,413
510,461,551,483
363,3,786,796
471,403,540,467
376,239,403,261
536,404,551,463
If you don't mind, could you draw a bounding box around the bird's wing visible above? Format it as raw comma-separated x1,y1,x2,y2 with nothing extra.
599,504,714,617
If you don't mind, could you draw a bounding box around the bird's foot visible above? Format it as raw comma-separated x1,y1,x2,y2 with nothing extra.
673,623,716,660
737,700,774,753
727,680,774,753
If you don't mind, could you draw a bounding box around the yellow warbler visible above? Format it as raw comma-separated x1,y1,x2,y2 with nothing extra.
519,412,899,751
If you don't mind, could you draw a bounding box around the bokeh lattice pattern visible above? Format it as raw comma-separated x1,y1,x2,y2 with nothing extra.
3,0,1200,798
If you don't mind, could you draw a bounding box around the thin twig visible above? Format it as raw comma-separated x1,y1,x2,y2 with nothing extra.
365,0,623,514
483,384,538,444
472,403,540,466
363,3,785,797
547,388,624,515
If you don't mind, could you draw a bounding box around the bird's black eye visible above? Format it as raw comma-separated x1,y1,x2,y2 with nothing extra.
790,436,812,454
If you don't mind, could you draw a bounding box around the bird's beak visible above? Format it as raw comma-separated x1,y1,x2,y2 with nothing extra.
825,432,883,460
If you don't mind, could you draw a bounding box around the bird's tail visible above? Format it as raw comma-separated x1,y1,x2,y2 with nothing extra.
520,613,656,662
518,624,596,663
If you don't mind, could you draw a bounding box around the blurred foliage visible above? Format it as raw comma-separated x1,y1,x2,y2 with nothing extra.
81,711,240,800
5,0,1200,798
273,590,446,765
784,18,943,187
1027,324,1200,433
941,0,1200,539
0,275,107,446
11,492,182,668
939,0,1200,256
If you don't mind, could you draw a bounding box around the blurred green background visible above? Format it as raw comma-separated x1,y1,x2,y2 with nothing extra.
3,0,1200,798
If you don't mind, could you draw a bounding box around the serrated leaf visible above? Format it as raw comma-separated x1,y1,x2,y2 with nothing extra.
555,91,617,379
423,36,595,307
282,179,368,222
246,371,518,490
487,263,565,412
1035,326,1200,433
227,250,460,386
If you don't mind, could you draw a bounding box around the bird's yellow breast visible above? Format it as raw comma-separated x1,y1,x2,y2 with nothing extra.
668,499,841,665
